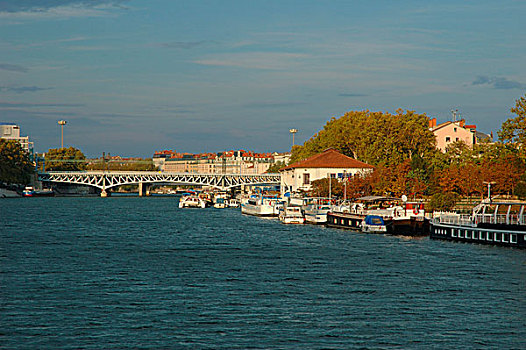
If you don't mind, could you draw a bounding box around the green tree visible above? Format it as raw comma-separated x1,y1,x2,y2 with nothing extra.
428,192,457,212
290,109,437,167
86,157,156,171
0,139,34,184
45,147,87,171
266,161,286,173
498,94,526,158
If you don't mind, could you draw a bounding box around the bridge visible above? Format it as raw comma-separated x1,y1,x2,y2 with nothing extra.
38,171,282,196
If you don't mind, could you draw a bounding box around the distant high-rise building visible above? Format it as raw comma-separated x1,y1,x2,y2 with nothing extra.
0,123,33,153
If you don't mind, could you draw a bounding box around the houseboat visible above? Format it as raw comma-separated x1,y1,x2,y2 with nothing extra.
430,200,526,248
326,196,429,236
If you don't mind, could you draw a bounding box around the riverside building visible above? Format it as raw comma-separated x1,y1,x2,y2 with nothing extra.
279,148,374,194
0,123,33,153
154,149,277,175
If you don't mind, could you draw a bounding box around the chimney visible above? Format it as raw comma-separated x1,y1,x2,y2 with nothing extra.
429,117,437,128
459,119,465,127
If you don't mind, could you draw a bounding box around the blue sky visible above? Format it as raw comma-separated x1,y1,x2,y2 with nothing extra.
0,0,525,157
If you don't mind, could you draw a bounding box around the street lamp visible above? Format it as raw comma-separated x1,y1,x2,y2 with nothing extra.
58,120,67,148
289,128,298,149
483,181,496,201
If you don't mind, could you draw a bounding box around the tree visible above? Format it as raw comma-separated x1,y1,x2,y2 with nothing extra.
289,109,437,167
45,147,87,171
266,161,286,173
86,157,156,171
498,94,526,158
428,192,457,212
0,139,34,184
309,178,343,198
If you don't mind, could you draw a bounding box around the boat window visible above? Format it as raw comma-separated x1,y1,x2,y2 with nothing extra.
479,232,485,240
502,234,509,243
494,233,501,242
511,234,517,244
486,232,493,241
452,230,458,238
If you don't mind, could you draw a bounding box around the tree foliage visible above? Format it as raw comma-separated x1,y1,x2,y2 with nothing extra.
302,98,526,201
0,139,34,184
45,147,87,171
266,161,286,173
428,192,457,212
290,109,437,167
86,158,156,171
498,94,526,158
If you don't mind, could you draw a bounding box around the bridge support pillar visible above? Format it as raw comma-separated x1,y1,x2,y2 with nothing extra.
101,189,108,197
138,182,149,197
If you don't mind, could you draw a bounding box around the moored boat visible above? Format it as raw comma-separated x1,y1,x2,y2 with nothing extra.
22,186,55,197
361,215,387,233
241,195,278,216
178,194,207,208
213,198,227,209
326,211,364,231
227,198,240,208
279,206,305,224
303,198,333,224
430,200,526,248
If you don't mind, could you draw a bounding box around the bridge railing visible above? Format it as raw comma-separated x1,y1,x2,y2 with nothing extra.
40,171,281,176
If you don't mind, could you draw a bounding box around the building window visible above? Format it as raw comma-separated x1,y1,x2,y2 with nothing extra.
446,137,451,142
455,137,459,142
454,127,457,132
303,173,310,185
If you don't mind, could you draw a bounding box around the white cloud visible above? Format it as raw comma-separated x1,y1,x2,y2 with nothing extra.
194,52,309,70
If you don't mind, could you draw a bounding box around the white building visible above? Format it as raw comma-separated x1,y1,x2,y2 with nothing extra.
0,123,32,153
280,148,374,194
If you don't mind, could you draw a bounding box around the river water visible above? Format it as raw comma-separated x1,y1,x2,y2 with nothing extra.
1,197,524,349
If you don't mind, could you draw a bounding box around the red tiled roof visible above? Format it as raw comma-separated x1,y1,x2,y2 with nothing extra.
281,148,374,171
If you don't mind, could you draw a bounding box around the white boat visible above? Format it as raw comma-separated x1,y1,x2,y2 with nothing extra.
227,198,240,208
279,206,305,224
241,195,278,216
361,215,387,233
303,198,333,224
178,194,206,208
214,198,227,209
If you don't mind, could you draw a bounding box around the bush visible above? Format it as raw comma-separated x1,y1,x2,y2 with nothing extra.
428,192,457,212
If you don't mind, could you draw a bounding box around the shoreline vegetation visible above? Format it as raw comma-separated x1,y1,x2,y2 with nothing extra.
2,94,526,211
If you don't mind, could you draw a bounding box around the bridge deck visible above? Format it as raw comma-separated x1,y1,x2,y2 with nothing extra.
38,171,281,191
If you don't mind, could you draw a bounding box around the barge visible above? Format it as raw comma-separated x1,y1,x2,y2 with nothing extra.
430,200,526,248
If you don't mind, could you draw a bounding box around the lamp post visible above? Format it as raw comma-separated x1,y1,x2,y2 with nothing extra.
289,128,298,149
483,181,496,201
58,120,67,148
